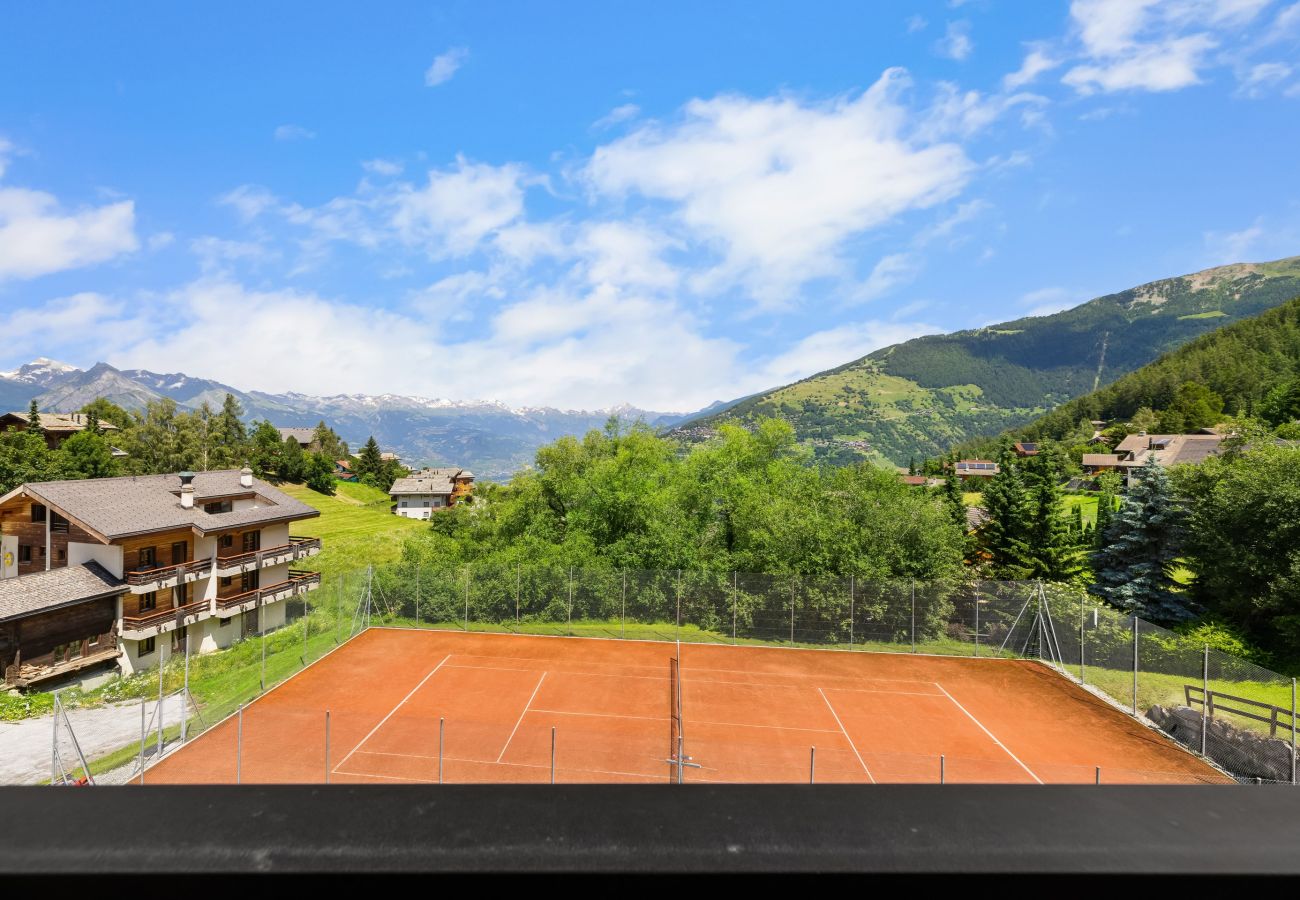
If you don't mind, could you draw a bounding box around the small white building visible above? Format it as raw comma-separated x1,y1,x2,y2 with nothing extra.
389,468,474,519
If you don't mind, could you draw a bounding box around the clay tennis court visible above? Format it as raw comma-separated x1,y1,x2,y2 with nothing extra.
142,628,1229,785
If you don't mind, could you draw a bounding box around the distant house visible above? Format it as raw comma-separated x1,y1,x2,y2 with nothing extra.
1113,432,1226,472
1012,442,1040,458
952,460,999,482
276,427,316,450
1081,453,1122,475
379,452,400,465
389,468,474,519
1,412,120,451
334,460,357,482
898,474,945,488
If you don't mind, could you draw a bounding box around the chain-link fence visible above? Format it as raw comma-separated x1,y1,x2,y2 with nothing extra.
16,564,1298,785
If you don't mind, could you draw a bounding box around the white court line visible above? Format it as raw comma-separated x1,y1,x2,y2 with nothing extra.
496,672,547,763
817,688,876,784
529,707,843,736
331,654,451,774
337,757,662,783
933,682,1043,784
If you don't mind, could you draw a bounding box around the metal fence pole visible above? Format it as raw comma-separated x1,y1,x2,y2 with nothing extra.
621,570,627,640
335,573,342,644
260,603,266,692
50,694,59,785
567,567,573,635
849,576,855,652
973,584,980,658
1291,678,1296,786
1095,766,1101,785
550,726,556,785
676,570,682,643
183,635,191,743
940,754,945,785
324,710,331,784
302,599,308,663
790,580,795,644
1201,644,1210,757
236,704,243,785
732,572,738,645
1132,616,1139,716
439,717,445,784
911,579,917,654
415,559,421,628
157,645,166,758
515,565,521,627
1079,594,1086,683
809,746,816,785
464,565,470,632
139,697,146,780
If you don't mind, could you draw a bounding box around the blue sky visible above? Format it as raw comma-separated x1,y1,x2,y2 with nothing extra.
2,0,1299,411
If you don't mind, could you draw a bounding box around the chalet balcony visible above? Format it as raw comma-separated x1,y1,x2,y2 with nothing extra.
213,570,321,618
119,597,212,639
126,557,214,594
213,536,322,577
3,632,120,689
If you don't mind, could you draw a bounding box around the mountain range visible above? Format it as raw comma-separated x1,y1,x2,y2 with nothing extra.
678,255,1300,466
0,360,688,480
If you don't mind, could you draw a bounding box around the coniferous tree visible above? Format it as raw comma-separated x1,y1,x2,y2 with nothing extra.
247,421,284,478
1090,456,1191,621
27,400,41,432
1024,477,1085,582
356,436,383,481
979,449,1033,578
211,394,248,469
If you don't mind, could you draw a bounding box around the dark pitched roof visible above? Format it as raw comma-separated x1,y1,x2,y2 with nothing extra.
0,470,319,540
0,562,124,623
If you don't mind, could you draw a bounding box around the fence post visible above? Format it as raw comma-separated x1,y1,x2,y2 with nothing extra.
1095,766,1101,786
790,580,795,644
464,565,471,632
849,576,855,652
567,567,574,635
259,602,266,692
139,698,146,783
732,572,738,645
973,583,980,658
621,570,627,640
335,573,342,644
810,746,816,785
157,644,166,758
324,710,330,784
1201,644,1209,757
516,565,521,628
236,703,243,785
911,579,917,654
676,570,682,643
1291,678,1296,786
1132,616,1139,716
940,754,945,785
183,634,191,743
415,559,421,628
551,726,556,785
1079,594,1085,683
302,598,308,664
439,717,445,784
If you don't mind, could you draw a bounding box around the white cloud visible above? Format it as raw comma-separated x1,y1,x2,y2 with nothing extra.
190,236,279,272
749,320,938,389
0,137,12,178
218,185,278,222
1204,220,1265,264
934,21,974,61
846,253,921,305
905,15,928,34
1062,0,1272,94
585,69,974,308
1004,48,1060,90
391,156,527,255
1237,61,1293,96
0,188,138,281
1019,286,1083,317
362,158,404,176
425,47,469,87
593,103,641,130
274,124,316,141
4,292,123,342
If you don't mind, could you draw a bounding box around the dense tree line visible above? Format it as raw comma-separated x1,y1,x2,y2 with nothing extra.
0,394,405,495
409,417,966,584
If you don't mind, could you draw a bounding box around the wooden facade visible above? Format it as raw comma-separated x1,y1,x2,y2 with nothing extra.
3,499,99,576
1,596,118,684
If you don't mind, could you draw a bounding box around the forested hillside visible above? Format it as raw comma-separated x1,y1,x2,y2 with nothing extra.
681,256,1300,465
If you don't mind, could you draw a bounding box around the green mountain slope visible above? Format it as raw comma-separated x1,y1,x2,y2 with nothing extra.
681,256,1300,465
989,295,1300,447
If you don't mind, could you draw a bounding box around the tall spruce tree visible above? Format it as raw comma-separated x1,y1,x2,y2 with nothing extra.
1090,456,1191,621
356,436,383,481
1024,477,1085,582
979,448,1033,578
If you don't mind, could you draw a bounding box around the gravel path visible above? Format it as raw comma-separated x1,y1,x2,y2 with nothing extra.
0,693,190,785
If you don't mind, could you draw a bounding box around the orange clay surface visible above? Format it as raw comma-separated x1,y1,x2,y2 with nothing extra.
143,628,1229,785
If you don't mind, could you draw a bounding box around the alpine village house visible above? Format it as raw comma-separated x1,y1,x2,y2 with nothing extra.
0,469,322,690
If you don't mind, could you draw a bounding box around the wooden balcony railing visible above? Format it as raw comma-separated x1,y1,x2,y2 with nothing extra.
121,598,211,630
126,558,213,587
216,570,322,613
216,537,322,571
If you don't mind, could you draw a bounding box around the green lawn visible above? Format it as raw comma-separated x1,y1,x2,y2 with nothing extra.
1062,493,1101,526
279,481,427,579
